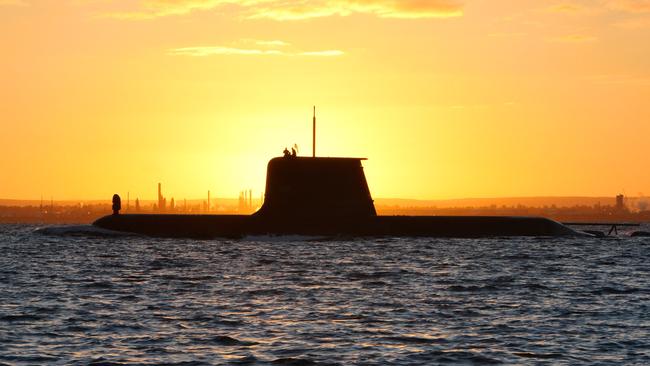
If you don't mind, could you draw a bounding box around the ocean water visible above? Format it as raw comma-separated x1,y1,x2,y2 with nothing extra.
0,224,649,365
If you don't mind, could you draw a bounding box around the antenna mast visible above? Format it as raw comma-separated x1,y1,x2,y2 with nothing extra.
312,106,316,157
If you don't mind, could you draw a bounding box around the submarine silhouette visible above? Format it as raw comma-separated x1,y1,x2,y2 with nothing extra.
94,154,582,238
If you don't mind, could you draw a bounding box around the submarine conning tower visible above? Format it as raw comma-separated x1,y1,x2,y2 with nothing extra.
254,156,377,218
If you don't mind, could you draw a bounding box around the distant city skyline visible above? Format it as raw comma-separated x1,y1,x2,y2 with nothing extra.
2,193,649,211
3,192,650,225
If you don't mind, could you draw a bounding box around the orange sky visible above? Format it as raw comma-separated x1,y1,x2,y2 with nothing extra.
1,0,649,201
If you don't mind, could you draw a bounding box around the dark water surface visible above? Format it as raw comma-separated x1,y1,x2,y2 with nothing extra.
1,224,649,365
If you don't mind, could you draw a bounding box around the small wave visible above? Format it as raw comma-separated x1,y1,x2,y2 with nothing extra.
87,358,142,366
1,355,60,363
0,314,46,322
192,335,257,346
592,286,642,295
97,323,147,332
452,309,485,317
147,258,194,270
447,284,499,292
244,288,286,297
501,254,533,260
228,355,260,365
522,283,550,291
271,358,318,366
62,325,92,332
212,319,244,327
178,315,243,327
34,225,137,237
513,351,563,359
361,280,388,287
408,350,502,364
257,258,277,265
81,281,114,289
383,335,447,344
346,270,409,281
243,235,331,242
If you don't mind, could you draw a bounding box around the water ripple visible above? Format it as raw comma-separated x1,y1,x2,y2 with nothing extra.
0,223,648,365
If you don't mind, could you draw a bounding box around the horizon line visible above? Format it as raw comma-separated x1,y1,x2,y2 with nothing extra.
0,195,639,203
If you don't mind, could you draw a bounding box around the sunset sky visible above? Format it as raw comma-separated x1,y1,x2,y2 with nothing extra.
2,0,649,201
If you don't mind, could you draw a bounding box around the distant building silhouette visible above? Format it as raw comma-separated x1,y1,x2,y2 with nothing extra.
616,194,627,212
158,183,167,212
237,189,257,213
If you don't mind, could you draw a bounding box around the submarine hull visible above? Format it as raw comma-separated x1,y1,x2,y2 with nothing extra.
93,214,582,238
94,155,584,238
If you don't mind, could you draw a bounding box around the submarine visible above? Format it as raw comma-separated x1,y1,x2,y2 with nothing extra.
94,154,582,239
95,107,584,238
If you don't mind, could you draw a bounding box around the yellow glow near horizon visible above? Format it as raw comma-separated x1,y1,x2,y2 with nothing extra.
1,1,649,201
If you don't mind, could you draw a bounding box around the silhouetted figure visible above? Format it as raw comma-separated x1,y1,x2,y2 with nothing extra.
283,147,290,157
291,147,297,157
112,194,121,215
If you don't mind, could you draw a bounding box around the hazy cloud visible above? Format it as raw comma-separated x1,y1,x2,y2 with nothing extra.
537,1,650,19
248,0,463,20
169,41,344,56
545,3,604,15
248,39,291,47
613,17,650,28
169,46,284,56
548,3,588,13
105,0,463,20
586,74,650,86
297,50,345,56
607,0,650,13
548,34,598,43
105,0,234,19
487,32,527,38
550,3,580,12
545,1,650,14
0,0,28,5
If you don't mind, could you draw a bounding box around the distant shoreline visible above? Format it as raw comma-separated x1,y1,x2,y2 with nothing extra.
2,204,649,225
1,195,645,208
